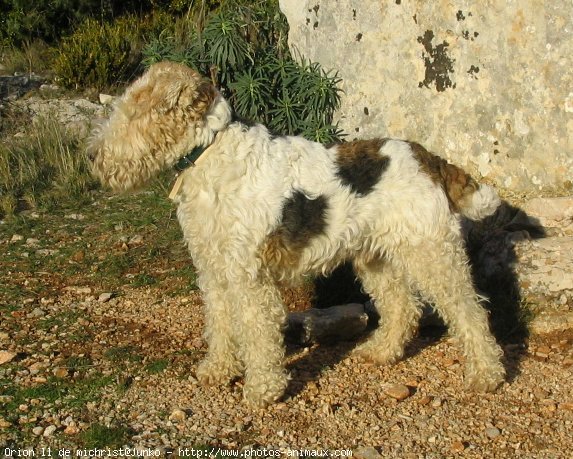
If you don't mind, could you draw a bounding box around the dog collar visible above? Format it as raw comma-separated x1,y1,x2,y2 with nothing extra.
174,145,208,172
169,141,214,200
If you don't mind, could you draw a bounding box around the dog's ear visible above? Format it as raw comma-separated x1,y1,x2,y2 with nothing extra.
184,80,218,121
154,77,217,120
127,64,218,120
125,72,184,116
162,79,188,111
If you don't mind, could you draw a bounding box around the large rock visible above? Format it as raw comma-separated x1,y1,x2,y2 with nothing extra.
0,74,44,100
13,97,106,136
280,0,573,192
286,303,371,344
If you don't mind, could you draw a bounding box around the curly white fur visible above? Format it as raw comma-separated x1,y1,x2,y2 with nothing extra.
89,61,506,407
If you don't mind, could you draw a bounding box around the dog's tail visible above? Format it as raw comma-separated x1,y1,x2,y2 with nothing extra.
455,182,501,220
410,142,501,220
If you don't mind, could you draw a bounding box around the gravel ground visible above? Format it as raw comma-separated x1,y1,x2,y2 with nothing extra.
2,284,572,458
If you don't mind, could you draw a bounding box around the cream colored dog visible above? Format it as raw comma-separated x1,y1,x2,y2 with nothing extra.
88,61,505,407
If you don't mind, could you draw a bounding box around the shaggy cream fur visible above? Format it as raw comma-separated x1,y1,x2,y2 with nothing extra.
89,61,505,407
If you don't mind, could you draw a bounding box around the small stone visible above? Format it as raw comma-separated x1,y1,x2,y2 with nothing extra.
562,357,573,367
353,446,382,459
540,399,557,411
418,395,432,406
99,93,114,105
431,397,443,408
451,440,466,452
43,425,57,437
39,83,55,91
64,425,79,435
0,418,12,428
537,345,552,355
98,292,114,303
10,234,24,242
71,250,85,262
53,367,69,379
29,362,47,374
485,427,501,439
65,286,92,295
37,249,59,256
405,378,420,388
443,357,457,367
32,426,44,436
533,351,549,362
169,409,187,422
0,351,16,365
384,384,411,401
129,234,144,245
27,307,46,318
25,238,40,247
65,213,85,220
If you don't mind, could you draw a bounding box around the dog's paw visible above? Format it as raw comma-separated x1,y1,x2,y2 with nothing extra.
352,343,401,366
242,370,288,408
464,365,506,392
196,358,242,386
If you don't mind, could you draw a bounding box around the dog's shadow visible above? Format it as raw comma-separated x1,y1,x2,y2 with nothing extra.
284,200,545,398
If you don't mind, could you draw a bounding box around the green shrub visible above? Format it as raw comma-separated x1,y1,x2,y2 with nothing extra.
53,11,175,90
54,17,140,90
0,0,164,46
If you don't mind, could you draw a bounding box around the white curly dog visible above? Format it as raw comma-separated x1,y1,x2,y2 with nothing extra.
88,61,505,407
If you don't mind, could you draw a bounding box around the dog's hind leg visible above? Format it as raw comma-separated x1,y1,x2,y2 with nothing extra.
352,258,422,365
232,276,289,407
196,278,243,386
395,235,505,392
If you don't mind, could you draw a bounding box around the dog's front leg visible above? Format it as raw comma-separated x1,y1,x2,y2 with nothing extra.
232,277,289,408
196,278,243,386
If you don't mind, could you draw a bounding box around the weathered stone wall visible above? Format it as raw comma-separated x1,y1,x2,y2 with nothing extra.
280,0,573,192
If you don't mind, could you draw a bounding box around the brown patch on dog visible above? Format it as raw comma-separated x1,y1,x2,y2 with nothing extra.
186,81,218,121
334,139,391,195
129,64,216,121
261,191,328,277
409,141,479,213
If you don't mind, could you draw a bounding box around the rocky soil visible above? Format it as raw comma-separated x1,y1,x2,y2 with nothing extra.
1,278,572,458
1,77,573,458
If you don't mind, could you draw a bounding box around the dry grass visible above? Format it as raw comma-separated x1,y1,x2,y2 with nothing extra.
0,116,95,217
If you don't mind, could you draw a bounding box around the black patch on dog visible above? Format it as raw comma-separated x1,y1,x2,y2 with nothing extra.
334,139,391,196
280,191,328,248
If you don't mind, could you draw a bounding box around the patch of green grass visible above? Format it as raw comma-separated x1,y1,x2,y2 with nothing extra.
66,355,94,372
104,346,143,364
96,252,138,280
0,301,20,314
145,359,169,374
80,423,132,449
36,310,82,331
0,116,95,218
0,373,113,423
130,273,157,288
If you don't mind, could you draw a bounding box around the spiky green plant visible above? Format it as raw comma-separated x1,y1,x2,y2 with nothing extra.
202,12,252,84
228,67,271,122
